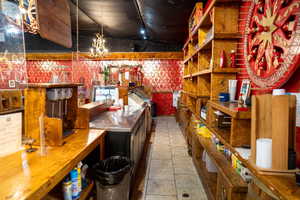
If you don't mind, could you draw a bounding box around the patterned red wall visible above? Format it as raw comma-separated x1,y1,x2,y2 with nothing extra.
0,59,27,89
25,59,182,115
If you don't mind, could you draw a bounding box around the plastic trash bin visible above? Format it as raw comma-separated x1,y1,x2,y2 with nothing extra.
93,156,133,200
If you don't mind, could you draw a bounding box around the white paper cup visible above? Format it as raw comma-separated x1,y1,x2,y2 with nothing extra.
229,80,237,102
272,89,286,96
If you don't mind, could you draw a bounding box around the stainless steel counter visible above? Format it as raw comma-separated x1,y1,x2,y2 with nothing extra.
89,105,145,132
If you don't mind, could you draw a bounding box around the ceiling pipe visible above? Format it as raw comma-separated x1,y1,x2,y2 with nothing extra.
133,0,148,38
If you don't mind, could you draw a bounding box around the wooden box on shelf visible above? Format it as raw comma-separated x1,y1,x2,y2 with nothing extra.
24,83,85,146
208,101,251,147
250,94,297,174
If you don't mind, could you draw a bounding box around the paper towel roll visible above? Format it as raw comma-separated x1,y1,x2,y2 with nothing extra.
256,138,272,169
228,80,237,102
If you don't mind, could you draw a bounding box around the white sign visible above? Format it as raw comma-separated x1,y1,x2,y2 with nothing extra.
125,71,130,80
0,112,22,157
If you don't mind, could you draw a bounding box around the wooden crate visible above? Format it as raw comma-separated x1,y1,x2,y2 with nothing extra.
250,94,297,173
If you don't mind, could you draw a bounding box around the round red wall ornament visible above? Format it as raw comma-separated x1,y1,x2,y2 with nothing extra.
244,0,300,88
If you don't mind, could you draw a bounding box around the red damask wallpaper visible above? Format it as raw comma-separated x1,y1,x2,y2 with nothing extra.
24,59,183,115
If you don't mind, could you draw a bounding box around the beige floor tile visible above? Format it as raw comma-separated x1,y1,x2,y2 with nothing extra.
173,158,194,166
172,147,189,159
174,163,197,175
146,179,177,195
175,174,202,189
145,195,177,200
149,160,174,180
151,149,172,160
142,117,207,200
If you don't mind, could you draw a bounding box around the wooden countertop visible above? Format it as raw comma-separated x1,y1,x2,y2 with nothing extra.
0,129,106,200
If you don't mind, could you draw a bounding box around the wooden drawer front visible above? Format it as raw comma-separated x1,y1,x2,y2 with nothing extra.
217,173,247,200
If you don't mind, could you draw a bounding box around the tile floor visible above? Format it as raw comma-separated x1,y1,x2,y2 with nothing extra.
141,117,208,200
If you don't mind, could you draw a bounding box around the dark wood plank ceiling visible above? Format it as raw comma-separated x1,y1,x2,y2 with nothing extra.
70,0,199,44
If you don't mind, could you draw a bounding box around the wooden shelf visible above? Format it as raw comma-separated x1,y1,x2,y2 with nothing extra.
197,135,247,188
182,91,199,98
193,155,218,200
210,126,231,144
79,181,94,200
183,48,200,64
209,100,251,119
183,33,241,64
183,68,241,79
183,0,241,49
44,181,94,200
0,108,24,115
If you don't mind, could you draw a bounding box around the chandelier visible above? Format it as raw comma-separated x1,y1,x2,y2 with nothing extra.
19,0,39,34
90,26,108,57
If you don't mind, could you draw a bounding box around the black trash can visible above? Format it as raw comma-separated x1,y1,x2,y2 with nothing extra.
93,156,133,200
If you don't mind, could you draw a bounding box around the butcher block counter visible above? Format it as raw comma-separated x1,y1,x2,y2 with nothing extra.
0,129,106,200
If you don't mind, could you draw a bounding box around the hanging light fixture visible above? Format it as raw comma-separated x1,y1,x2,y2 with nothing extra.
90,25,108,57
90,0,108,58
19,0,39,34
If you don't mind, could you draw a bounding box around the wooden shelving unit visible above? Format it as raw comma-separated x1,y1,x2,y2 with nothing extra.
208,101,251,147
180,2,300,200
182,0,241,117
181,2,253,197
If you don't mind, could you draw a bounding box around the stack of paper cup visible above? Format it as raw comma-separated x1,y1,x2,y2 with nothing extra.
256,138,272,169
229,80,237,102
